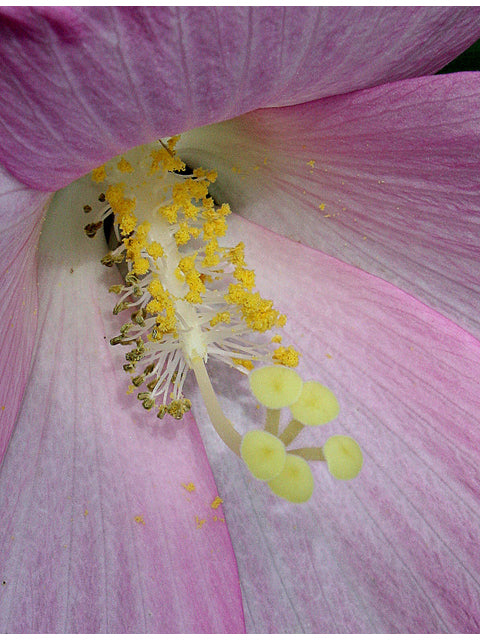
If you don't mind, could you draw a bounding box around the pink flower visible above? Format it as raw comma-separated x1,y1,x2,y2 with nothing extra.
1,7,480,632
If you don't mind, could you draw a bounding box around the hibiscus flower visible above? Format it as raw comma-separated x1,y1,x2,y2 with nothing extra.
1,6,480,633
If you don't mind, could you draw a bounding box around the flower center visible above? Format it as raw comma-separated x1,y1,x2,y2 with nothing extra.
83,136,362,503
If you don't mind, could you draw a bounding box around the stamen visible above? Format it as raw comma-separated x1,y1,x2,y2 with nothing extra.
88,136,362,504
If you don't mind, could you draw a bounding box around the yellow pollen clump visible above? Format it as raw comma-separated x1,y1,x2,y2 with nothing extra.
178,254,197,274
117,157,133,173
231,358,254,371
105,183,137,235
159,203,179,224
226,242,246,266
155,304,177,335
150,147,185,173
146,299,166,314
240,430,286,481
203,217,228,240
146,241,164,259
133,257,150,276
272,345,300,368
185,270,206,304
92,164,106,183
249,365,303,409
210,311,231,327
175,221,200,246
234,267,255,290
203,238,220,267
148,279,165,298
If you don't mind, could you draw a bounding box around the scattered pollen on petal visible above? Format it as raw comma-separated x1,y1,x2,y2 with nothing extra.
134,515,146,525
211,496,223,509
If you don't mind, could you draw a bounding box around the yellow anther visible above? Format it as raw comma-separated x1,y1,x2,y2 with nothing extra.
290,381,339,426
218,203,231,217
271,335,282,344
272,346,300,368
267,454,314,503
185,269,206,303
133,257,150,276
249,365,303,409
150,148,185,173
167,135,181,152
147,279,165,298
175,222,199,246
226,242,246,266
178,254,197,274
136,221,150,242
210,312,231,327
159,203,178,224
106,184,136,216
118,212,137,236
240,430,286,481
92,164,106,183
231,358,254,371
146,299,166,314
225,283,247,305
117,157,133,173
323,435,363,480
203,238,220,267
146,241,164,259
203,218,228,240
234,267,255,290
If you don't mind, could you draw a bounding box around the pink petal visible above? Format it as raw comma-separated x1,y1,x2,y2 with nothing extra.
0,178,245,632
0,165,50,462
1,7,480,190
187,215,480,632
178,72,480,339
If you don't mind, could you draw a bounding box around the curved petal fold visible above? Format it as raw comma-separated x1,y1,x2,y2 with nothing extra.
1,7,480,190
178,72,480,339
0,165,50,462
0,178,245,633
186,215,480,633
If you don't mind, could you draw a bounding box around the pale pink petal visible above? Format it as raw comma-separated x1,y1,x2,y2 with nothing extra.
0,165,50,462
178,72,480,339
1,7,480,190
0,178,245,632
185,215,480,632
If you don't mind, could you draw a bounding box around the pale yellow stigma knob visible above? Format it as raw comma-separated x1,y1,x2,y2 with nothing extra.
323,435,363,480
240,430,286,481
267,454,314,503
290,381,339,425
249,365,303,409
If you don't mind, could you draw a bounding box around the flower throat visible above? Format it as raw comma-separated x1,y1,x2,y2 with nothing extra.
84,136,362,503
